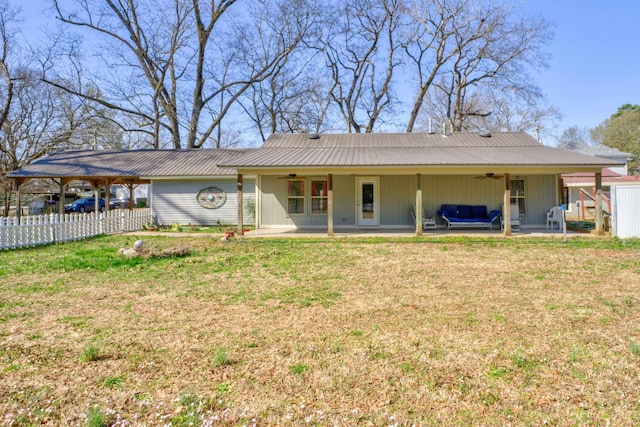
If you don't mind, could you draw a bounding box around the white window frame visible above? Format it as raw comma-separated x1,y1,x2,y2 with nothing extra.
310,178,328,215
287,178,305,215
510,178,526,215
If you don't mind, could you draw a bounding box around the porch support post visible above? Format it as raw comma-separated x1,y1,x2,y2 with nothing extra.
503,173,511,236
594,172,604,235
557,174,563,205
15,179,24,221
327,174,334,237
237,174,244,236
105,179,112,211
415,173,423,236
58,179,65,215
92,181,100,213
129,184,135,210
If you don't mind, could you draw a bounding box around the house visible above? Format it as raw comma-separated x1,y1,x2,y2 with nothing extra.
7,132,619,236
219,132,620,236
560,145,639,220
7,149,256,226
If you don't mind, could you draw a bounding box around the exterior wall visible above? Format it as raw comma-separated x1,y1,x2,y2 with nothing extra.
151,178,255,226
517,175,558,226
259,174,559,229
260,175,341,228
421,175,556,227
332,176,356,227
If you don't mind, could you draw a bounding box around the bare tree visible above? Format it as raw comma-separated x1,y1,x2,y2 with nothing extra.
45,0,316,149
238,55,336,141
322,0,404,133
404,0,552,133
419,84,559,138
403,0,464,132
0,0,17,132
1,67,97,213
557,126,592,150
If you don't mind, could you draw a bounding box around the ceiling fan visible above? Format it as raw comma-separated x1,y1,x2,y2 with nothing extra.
277,173,306,179
474,173,504,180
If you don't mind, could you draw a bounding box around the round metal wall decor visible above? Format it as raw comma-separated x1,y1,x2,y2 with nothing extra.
196,186,227,209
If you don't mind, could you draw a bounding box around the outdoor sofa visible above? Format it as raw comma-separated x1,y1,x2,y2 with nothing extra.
437,204,500,229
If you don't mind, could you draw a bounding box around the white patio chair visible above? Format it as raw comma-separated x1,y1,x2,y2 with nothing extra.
546,206,563,230
501,202,520,231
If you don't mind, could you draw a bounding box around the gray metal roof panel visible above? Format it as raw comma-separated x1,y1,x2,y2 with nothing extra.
263,132,539,148
221,145,619,168
8,149,251,179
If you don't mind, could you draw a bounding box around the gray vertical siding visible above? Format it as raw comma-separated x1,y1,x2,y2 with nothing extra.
152,178,255,226
259,174,560,229
260,175,343,228
421,175,557,227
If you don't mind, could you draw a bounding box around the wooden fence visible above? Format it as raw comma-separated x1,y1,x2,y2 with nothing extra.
0,209,152,250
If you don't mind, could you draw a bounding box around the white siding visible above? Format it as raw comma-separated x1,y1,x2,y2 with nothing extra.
611,184,640,238
152,178,255,226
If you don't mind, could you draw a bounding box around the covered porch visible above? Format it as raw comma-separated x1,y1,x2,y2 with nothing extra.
223,132,618,239
233,169,610,238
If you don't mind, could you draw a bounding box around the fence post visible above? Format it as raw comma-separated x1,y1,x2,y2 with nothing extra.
50,212,56,244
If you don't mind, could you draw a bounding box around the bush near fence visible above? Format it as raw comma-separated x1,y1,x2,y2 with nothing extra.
0,209,152,250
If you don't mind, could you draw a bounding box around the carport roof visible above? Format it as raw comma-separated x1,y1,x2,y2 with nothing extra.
8,148,251,181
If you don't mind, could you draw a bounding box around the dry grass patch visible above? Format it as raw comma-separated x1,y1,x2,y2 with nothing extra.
1,236,640,425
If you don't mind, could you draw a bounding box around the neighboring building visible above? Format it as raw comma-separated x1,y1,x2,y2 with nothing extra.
561,145,639,220
566,145,631,176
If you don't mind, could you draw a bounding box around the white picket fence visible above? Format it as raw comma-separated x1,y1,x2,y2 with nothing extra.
0,208,152,250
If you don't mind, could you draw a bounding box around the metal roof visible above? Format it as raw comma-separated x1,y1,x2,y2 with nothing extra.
566,145,632,159
220,132,620,169
7,133,623,182
262,132,539,148
8,149,250,179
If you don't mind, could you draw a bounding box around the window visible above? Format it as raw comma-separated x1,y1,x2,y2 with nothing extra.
311,179,328,214
287,179,305,214
510,179,525,215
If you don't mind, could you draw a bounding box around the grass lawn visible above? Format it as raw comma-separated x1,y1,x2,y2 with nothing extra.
1,235,640,426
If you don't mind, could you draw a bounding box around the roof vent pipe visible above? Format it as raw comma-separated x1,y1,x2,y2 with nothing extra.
428,118,433,134
308,133,320,140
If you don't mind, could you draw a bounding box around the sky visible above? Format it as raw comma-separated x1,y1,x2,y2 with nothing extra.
16,0,640,146
520,0,640,144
